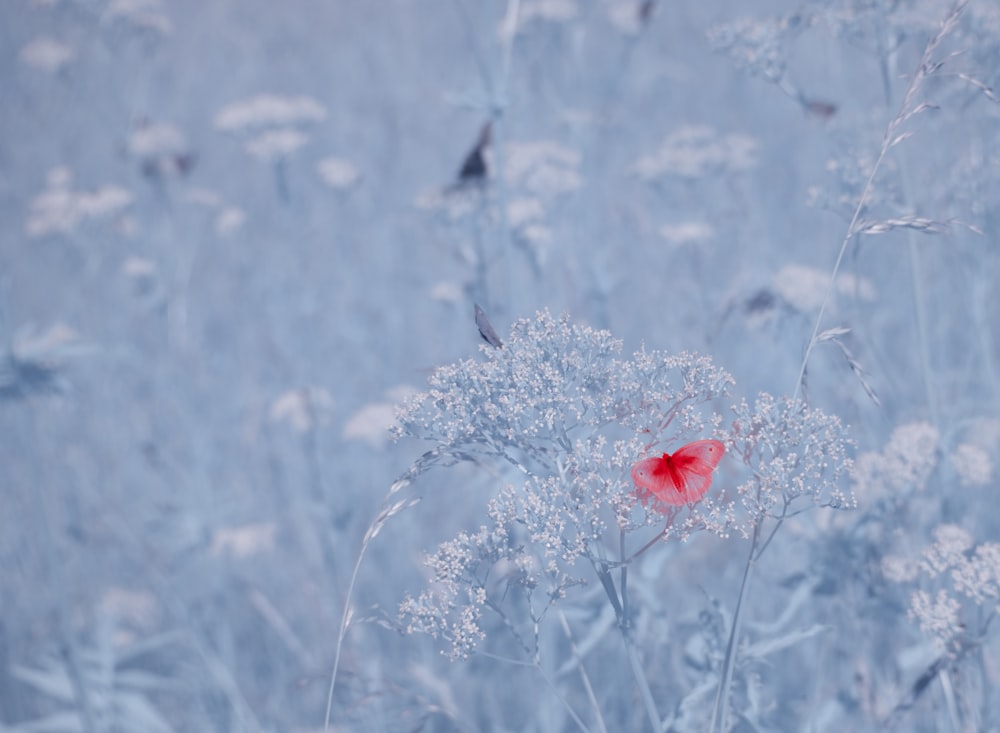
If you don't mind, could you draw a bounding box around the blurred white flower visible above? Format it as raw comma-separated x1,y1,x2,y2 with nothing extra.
414,186,477,218
505,140,582,195
772,264,829,312
506,196,545,228
909,589,961,649
508,197,551,266
215,94,326,132
949,443,992,487
430,281,463,304
921,524,974,576
835,272,877,301
26,168,133,238
122,256,156,278
343,385,419,449
128,121,186,158
852,421,939,498
26,188,76,237
47,166,72,187
707,16,792,84
215,206,246,237
12,322,84,364
951,542,1000,606
246,128,309,161
518,223,552,247
881,554,919,583
659,220,715,249
606,1,643,34
770,264,877,314
211,523,276,559
342,404,397,449
106,0,172,34
77,186,134,219
270,387,334,433
317,156,362,190
19,37,74,73
900,526,1000,651
633,125,758,180
518,0,580,29
128,119,195,178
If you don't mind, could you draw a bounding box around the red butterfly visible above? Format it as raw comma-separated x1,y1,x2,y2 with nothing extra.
631,440,725,509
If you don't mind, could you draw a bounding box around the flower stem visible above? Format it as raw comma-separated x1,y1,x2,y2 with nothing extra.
558,610,609,733
593,552,660,731
323,534,368,732
710,520,759,733
625,634,662,732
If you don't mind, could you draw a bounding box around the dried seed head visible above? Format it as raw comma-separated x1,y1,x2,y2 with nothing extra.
474,303,503,349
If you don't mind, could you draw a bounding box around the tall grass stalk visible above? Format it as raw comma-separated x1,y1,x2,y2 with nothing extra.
715,5,968,732
323,472,423,731
793,1,966,405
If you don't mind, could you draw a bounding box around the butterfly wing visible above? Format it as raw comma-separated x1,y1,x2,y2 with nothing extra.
631,440,725,509
631,455,673,506
670,440,725,504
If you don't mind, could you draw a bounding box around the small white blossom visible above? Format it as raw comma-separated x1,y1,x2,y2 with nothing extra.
882,554,919,583
633,125,758,181
951,543,1000,606
852,421,939,498
505,141,582,195
19,37,74,73
26,168,133,238
896,525,1000,653
949,443,993,487
317,157,362,190
909,589,962,650
214,94,326,132
730,393,856,524
921,524,973,576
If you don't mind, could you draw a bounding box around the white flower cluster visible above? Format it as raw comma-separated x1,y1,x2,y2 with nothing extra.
851,421,940,499
396,311,855,658
730,393,856,527
26,168,133,238
902,524,1000,652
214,93,327,163
707,15,797,83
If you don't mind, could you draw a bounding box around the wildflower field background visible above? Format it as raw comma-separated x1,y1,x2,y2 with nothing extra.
2,1,999,731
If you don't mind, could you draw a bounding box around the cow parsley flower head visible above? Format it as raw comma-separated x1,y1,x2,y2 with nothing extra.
851,421,939,499
395,311,853,658
395,311,736,656
729,393,856,528
909,589,962,648
394,310,732,485
896,524,1000,653
949,443,993,487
